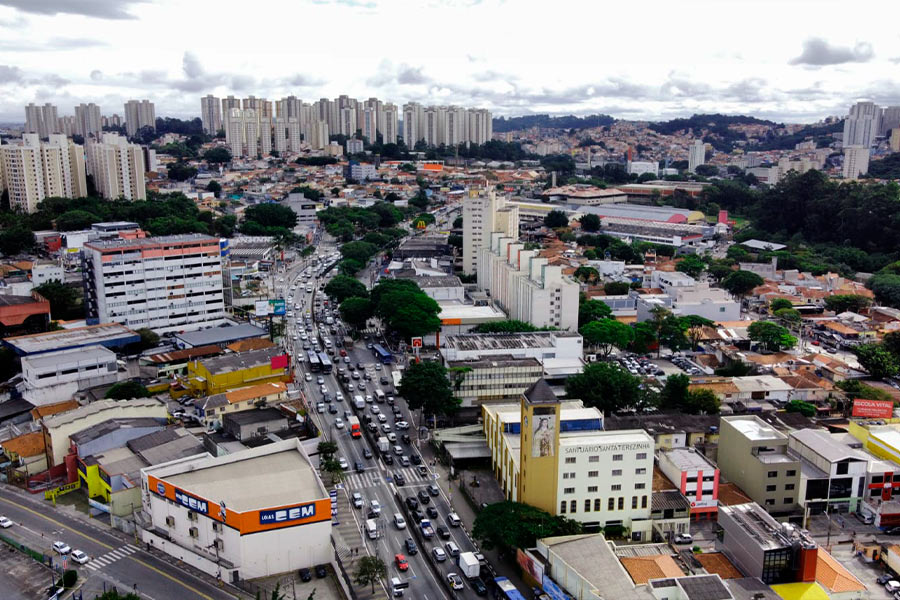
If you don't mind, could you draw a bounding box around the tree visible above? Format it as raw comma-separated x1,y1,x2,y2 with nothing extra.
317,440,338,461
453,216,463,229
338,258,365,276
573,266,600,283
721,270,764,300
353,555,386,593
853,343,899,379
0,226,36,256
243,203,299,230
631,321,657,354
339,297,373,330
167,161,198,181
660,374,690,411
675,255,706,278
725,245,750,262
868,273,900,307
135,327,159,351
580,319,634,358
747,321,797,351
324,275,368,304
824,294,872,314
105,380,150,400
786,400,816,417
340,241,378,264
34,281,81,320
470,320,543,333
472,501,582,551
564,363,642,414
774,308,801,327
579,213,601,232
202,146,232,164
206,180,222,196
685,388,720,414
769,298,794,313
604,281,631,295
56,209,99,231
372,280,441,339
321,458,344,485
658,314,689,354
543,210,569,228
679,315,714,351
578,298,612,327
836,379,894,401
883,331,900,358
707,260,734,282
398,361,460,417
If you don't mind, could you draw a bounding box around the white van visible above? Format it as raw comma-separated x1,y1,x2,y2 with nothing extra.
374,390,386,402
366,518,378,539
354,395,366,409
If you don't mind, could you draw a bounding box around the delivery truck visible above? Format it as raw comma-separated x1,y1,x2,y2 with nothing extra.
458,552,480,579
348,416,361,438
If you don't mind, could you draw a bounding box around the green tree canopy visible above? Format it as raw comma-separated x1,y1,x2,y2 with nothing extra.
56,209,98,231
578,297,612,327
324,274,368,303
472,501,582,551
167,161,197,181
685,388,720,415
824,294,872,314
0,226,36,256
353,555,387,593
675,255,707,278
202,146,232,164
747,321,797,351
371,279,441,338
470,320,545,333
769,298,794,312
774,307,801,326
660,374,690,411
34,281,81,320
580,319,634,358
836,379,894,401
398,361,460,416
317,440,338,461
721,270,764,299
603,281,630,295
243,203,299,230
544,210,569,228
579,213,601,232
339,297,373,330
105,380,150,400
853,343,899,380
786,399,816,417
565,362,643,414
573,266,600,283
340,241,378,264
679,315,714,350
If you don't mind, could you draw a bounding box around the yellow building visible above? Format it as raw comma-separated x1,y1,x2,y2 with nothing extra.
848,420,900,464
185,347,290,397
194,381,288,428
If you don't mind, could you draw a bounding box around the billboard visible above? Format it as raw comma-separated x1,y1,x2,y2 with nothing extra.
255,301,271,317
852,399,894,419
516,548,544,584
531,406,557,458
270,299,286,316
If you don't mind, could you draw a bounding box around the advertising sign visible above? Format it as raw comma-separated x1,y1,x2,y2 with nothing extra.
852,399,894,419
411,337,423,348
259,503,316,525
255,300,271,317
531,406,557,458
542,575,572,600
516,548,544,584
269,299,286,316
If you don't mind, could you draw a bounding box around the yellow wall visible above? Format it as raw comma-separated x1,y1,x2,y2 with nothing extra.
517,398,560,515
78,463,110,502
186,361,289,396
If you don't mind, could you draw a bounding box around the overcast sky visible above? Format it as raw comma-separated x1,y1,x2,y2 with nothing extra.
1,0,898,124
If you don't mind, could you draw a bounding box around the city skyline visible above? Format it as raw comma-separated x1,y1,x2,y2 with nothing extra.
0,0,898,124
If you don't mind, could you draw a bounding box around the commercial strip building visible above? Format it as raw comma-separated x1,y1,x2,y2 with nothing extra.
785,428,869,514
446,355,543,409
483,380,655,539
4,323,140,356
21,345,118,406
183,347,290,397
193,382,288,429
82,234,227,333
656,448,720,520
716,416,800,515
141,439,332,582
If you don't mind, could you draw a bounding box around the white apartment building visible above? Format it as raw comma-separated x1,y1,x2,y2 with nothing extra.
82,234,227,333
346,139,364,155
24,103,60,139
221,95,241,114
21,345,118,406
462,189,518,275
124,99,156,138
787,428,869,513
627,161,659,177
402,102,423,147
382,103,398,144
688,140,705,173
844,101,880,147
307,121,329,150
1,134,87,213
843,145,870,179
32,262,64,285
74,103,102,139
225,108,270,158
467,108,492,145
200,95,222,135
361,107,377,144
85,133,146,200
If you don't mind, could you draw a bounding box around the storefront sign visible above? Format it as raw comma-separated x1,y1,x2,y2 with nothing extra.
852,399,894,419
259,503,316,524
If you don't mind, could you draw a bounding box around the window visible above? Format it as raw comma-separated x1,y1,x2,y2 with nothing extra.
612,469,622,477
786,470,796,477
594,498,602,511
565,457,576,464
767,471,778,478
584,499,591,512
636,453,647,460
766,485,777,492
635,468,647,475
587,486,598,493
783,498,793,505
641,495,648,509
613,454,623,462
764,499,775,506
588,456,599,463
588,471,599,478
564,487,575,494
560,501,566,514
836,462,849,475
611,484,622,491
570,500,577,513
635,483,646,490
608,498,615,510
618,497,624,510
785,484,795,491
563,472,575,480
632,496,638,509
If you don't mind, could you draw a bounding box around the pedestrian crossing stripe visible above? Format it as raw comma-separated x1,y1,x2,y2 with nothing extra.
343,467,429,490
84,544,138,571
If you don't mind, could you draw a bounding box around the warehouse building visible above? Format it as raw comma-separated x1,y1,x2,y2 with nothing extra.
183,347,290,396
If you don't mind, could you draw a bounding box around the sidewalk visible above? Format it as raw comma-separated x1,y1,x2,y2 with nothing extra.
415,438,532,594
331,485,388,600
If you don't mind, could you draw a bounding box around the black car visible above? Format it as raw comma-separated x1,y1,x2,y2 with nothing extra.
357,362,364,369
362,448,372,459
299,567,312,582
405,538,418,555
436,526,450,540
426,506,438,519
410,454,422,465
417,490,431,505
354,462,364,473
382,453,394,465
416,465,428,477
470,578,488,596
405,496,419,510
394,472,406,486
380,376,390,385
401,434,411,445
427,484,439,496
315,564,327,578
328,404,338,414
412,508,425,522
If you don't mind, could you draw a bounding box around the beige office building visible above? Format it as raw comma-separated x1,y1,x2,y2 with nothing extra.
85,133,146,200
124,99,156,138
1,134,87,213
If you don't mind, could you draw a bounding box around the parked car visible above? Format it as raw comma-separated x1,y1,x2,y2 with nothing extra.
673,533,693,544
315,564,327,578
299,567,312,582
52,541,71,554
70,550,90,564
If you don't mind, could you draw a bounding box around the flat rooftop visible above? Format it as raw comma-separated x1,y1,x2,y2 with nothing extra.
165,448,321,512
443,331,581,352
198,347,282,375
5,323,140,355
22,344,116,370
176,324,268,348
660,447,716,471
438,302,507,321
85,233,218,251
446,354,542,370
560,430,653,447
541,534,642,599
725,416,786,441
0,294,39,306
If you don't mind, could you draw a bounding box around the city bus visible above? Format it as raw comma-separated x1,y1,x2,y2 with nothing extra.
318,352,333,374
372,343,393,364
307,350,321,373
494,577,527,600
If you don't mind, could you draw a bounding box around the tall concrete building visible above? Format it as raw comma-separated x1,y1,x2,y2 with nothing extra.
82,234,227,333
74,103,102,140
123,99,155,138
688,139,706,173
339,106,357,137
24,103,60,139
467,108,492,145
242,96,272,119
0,134,87,213
307,121,329,150
891,128,900,153
221,95,240,115
276,96,302,120
382,103,398,144
881,106,900,136
446,106,466,146
85,133,146,200
361,107,377,144
423,106,445,147
843,101,881,147
273,117,301,154
842,145,870,179
200,95,222,135
224,108,271,158
402,102,423,148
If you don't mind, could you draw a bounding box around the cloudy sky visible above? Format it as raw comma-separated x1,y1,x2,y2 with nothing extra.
1,0,897,124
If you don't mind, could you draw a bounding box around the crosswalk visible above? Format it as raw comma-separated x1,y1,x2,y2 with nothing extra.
83,544,139,571
343,467,433,490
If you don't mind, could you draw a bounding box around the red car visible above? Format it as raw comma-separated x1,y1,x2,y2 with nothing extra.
340,349,348,357
394,554,409,571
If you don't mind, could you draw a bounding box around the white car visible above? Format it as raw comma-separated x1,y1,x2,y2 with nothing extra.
0,516,12,528
338,457,349,470
335,418,344,429
352,492,363,509
305,373,312,382
432,547,447,562
395,421,409,430
70,550,90,564
370,405,380,414
370,499,381,515
52,541,71,554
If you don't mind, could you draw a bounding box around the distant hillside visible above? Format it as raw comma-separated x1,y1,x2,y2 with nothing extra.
648,113,778,136
750,120,843,151
492,114,614,133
